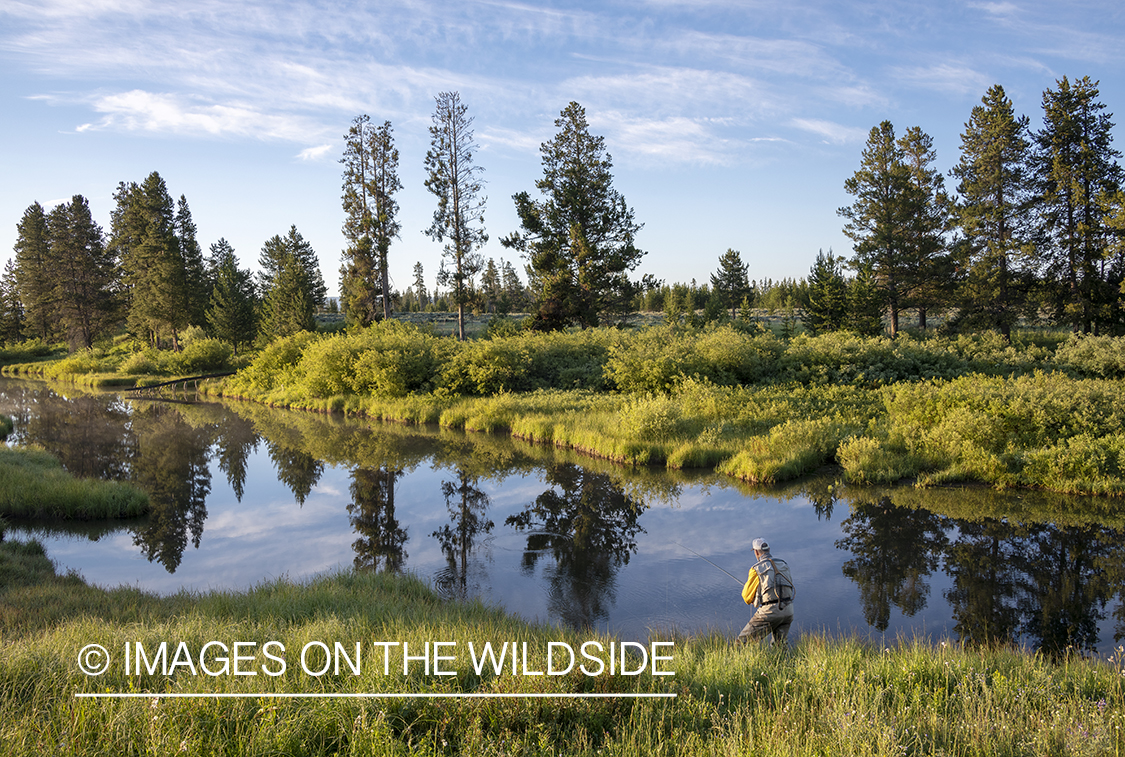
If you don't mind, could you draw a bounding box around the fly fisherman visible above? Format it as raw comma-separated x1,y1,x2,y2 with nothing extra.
737,537,795,646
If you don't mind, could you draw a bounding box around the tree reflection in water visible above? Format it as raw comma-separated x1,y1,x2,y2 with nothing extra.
431,470,494,600
943,518,1023,646
836,498,948,632
505,464,646,630
1014,523,1114,655
836,496,1124,655
211,407,257,502
348,467,408,572
129,404,210,573
266,441,324,506
14,385,134,481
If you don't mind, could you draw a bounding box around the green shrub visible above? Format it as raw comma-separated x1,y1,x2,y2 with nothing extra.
873,373,1125,493
42,349,105,377
604,325,709,393
441,329,618,395
619,394,690,443
172,338,233,374
1020,433,1125,496
484,316,529,339
0,339,59,366
718,417,863,483
349,322,453,396
441,338,534,394
118,349,166,376
1054,333,1125,378
225,330,321,396
295,332,362,397
837,435,929,484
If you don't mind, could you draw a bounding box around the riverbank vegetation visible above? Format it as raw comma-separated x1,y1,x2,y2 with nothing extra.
0,539,1120,756
3,319,1124,496
1,327,249,389
0,446,148,520
187,321,1125,497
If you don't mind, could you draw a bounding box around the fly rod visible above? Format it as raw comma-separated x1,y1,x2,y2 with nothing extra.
674,542,743,585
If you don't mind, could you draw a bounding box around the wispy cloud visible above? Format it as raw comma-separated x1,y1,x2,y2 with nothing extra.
790,118,868,145
589,111,744,165
74,90,333,143
3,0,1120,171
297,144,333,161
891,62,995,97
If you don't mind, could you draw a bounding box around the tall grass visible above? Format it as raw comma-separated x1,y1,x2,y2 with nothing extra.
1,539,1121,756
0,446,149,519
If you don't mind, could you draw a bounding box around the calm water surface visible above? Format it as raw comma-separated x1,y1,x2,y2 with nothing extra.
3,378,1123,655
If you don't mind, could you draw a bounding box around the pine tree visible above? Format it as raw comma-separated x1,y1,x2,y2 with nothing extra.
12,201,55,341
258,226,327,313
424,91,487,341
205,239,257,354
0,259,24,345
738,295,754,325
1033,76,1123,333
175,195,208,328
341,116,402,326
803,248,848,335
503,102,644,330
848,263,885,336
481,258,501,313
501,260,526,312
112,173,192,349
260,252,316,338
412,261,429,309
839,121,930,337
46,195,117,351
1102,190,1125,329
897,126,954,330
710,248,750,319
951,84,1034,341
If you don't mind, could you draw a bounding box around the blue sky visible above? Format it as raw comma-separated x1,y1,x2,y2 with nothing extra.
2,0,1123,298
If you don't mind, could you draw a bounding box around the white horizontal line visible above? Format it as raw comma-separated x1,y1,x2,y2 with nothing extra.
75,692,676,699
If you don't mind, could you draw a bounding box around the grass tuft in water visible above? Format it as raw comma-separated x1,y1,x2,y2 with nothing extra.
0,446,149,520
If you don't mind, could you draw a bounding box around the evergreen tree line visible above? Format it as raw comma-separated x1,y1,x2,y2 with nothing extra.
397,257,533,316
825,76,1125,339
9,79,1124,352
9,171,329,354
644,76,1125,341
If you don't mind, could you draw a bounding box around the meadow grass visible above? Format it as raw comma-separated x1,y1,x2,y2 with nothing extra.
1,538,1122,756
0,446,149,520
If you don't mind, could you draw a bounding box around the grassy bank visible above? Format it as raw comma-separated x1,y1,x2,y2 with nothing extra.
0,538,1121,756
215,340,1125,496
0,446,149,520
9,321,1125,495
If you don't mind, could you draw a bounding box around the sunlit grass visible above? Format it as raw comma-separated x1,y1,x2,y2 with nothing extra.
0,446,148,520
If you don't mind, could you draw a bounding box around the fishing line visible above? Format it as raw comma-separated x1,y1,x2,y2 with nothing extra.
673,542,743,585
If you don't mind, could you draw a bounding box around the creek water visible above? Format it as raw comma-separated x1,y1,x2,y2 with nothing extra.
3,378,1123,656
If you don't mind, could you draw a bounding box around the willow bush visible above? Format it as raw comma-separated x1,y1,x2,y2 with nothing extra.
839,373,1125,494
